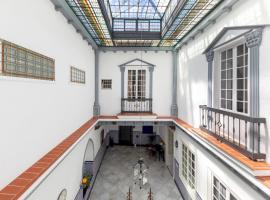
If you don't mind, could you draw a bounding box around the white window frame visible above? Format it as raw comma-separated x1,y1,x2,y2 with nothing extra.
211,174,239,200
181,142,196,191
217,38,250,115
127,69,146,99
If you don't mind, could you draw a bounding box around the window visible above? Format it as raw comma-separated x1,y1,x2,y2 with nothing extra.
220,43,248,114
70,66,85,84
236,44,248,113
182,143,195,189
0,40,55,80
220,48,233,110
101,79,112,89
212,176,238,200
128,69,146,99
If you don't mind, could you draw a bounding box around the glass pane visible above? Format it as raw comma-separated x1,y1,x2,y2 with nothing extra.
227,90,232,99
221,90,226,98
221,61,226,70
237,102,243,112
227,59,233,69
230,194,237,200
237,79,244,89
221,100,226,109
221,80,226,89
221,51,226,60
221,71,226,79
237,56,244,67
227,80,233,89
237,91,244,101
227,100,232,110
237,44,244,56
227,49,233,59
237,68,244,78
227,69,233,79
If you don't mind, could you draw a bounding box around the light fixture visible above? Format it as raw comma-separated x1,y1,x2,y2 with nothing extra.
133,157,149,190
132,27,150,191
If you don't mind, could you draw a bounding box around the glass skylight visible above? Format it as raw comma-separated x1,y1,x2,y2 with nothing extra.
108,0,171,19
65,0,224,47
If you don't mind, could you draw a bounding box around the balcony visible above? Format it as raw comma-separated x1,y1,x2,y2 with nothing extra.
199,105,266,161
121,98,152,113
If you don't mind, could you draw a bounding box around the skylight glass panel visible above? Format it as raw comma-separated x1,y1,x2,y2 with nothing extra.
108,0,171,19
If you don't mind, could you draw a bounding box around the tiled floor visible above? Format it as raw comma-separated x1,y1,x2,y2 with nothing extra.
90,145,182,200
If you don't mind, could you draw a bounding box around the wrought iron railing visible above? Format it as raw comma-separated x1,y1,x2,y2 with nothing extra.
121,98,152,113
199,105,266,160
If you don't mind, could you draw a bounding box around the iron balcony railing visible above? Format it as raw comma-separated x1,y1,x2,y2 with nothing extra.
121,98,152,113
199,105,266,160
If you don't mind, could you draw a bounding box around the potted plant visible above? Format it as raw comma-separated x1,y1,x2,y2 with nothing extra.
81,175,91,196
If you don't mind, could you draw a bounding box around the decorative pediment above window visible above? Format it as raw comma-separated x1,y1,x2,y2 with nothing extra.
119,58,155,69
203,25,265,55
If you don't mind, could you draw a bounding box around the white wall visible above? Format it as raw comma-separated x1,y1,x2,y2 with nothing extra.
174,128,267,200
99,51,172,116
177,0,270,162
178,0,270,128
0,0,95,189
26,128,102,200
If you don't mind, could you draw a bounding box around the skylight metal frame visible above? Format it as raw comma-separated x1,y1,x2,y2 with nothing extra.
108,0,170,19
64,0,224,47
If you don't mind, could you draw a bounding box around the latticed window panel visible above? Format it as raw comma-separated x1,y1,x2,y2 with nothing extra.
236,44,248,113
70,66,85,84
212,176,238,200
101,79,112,89
220,48,233,110
182,143,195,189
0,40,55,80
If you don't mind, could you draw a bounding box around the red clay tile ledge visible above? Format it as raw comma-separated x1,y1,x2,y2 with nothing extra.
0,117,98,200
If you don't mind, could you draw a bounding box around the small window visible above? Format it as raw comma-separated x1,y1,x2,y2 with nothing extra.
212,176,238,200
0,40,55,80
70,66,85,84
182,143,195,189
101,79,112,89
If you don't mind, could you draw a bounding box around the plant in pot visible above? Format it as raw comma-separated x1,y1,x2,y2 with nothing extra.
81,175,91,196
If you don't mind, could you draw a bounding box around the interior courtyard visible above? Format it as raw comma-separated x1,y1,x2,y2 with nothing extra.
0,0,270,200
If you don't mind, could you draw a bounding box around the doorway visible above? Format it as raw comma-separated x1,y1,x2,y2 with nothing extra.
119,126,133,145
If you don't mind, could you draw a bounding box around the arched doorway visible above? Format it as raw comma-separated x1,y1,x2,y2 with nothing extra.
83,139,94,162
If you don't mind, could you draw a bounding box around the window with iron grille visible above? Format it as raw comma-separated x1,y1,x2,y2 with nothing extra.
0,40,55,80
101,79,112,89
70,66,85,84
182,143,195,189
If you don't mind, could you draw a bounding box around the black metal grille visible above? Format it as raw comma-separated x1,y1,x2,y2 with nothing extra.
121,98,152,113
199,105,266,160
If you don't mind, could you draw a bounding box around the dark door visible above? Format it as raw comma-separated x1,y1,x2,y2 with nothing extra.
119,126,133,145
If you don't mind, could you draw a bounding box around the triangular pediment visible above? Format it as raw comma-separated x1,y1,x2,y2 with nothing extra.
203,25,265,53
119,58,155,67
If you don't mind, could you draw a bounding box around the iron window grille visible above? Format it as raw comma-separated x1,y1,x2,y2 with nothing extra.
101,79,112,89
